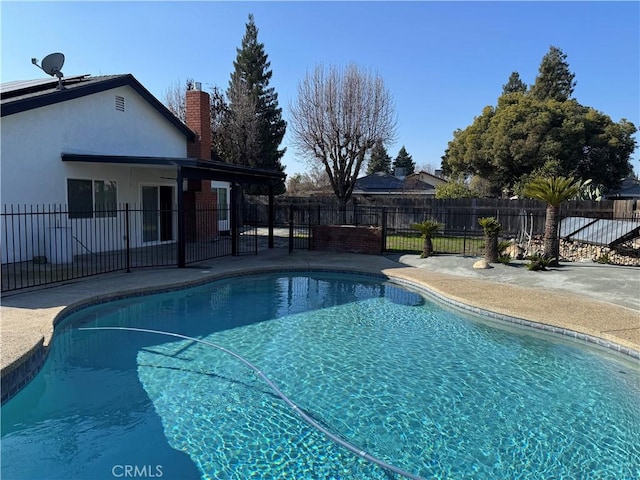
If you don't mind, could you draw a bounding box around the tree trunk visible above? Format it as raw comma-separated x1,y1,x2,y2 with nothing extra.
338,198,348,225
484,233,499,263
544,204,560,266
422,237,434,258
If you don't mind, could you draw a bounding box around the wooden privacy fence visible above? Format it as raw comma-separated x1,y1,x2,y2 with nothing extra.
246,196,629,225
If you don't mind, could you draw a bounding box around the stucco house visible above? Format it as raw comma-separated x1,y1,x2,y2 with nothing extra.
1,73,284,268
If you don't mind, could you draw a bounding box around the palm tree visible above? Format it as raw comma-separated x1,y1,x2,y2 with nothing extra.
410,220,443,258
478,216,502,263
524,176,584,266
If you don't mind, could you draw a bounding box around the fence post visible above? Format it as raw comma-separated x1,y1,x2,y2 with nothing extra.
288,206,294,254
177,168,186,267
125,203,131,273
381,207,387,255
268,185,275,249
463,226,467,257
308,206,312,251
354,200,358,227
230,184,238,256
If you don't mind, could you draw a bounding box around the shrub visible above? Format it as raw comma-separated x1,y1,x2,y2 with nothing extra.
497,240,512,264
478,217,502,263
526,252,554,271
410,220,443,258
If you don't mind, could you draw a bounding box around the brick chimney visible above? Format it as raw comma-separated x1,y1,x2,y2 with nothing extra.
185,82,211,160
183,82,218,241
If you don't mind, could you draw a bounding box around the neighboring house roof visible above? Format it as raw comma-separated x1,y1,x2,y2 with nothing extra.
356,172,404,191
606,177,640,199
0,73,195,141
353,172,436,194
407,170,448,187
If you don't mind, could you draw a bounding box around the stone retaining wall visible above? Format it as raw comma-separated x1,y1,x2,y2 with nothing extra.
524,237,640,266
559,240,640,266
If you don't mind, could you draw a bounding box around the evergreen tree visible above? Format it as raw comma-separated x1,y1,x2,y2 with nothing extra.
227,14,287,194
502,71,527,95
442,46,636,194
367,139,392,174
219,77,261,168
530,45,576,102
393,146,415,175
442,93,636,193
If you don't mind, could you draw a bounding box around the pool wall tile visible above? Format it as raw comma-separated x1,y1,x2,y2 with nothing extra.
1,340,46,404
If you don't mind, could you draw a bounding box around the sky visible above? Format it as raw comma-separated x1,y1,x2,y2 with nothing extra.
2,1,639,178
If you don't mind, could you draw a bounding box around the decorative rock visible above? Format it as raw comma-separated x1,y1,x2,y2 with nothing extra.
473,259,492,269
504,243,525,260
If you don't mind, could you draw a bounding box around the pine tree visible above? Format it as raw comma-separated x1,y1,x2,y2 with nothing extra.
367,139,392,174
502,71,527,95
393,146,415,175
530,46,576,102
227,14,287,194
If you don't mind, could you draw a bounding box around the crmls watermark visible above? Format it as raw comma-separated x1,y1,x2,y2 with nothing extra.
112,465,163,478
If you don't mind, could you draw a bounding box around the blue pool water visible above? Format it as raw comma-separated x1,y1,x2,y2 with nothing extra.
1,272,639,480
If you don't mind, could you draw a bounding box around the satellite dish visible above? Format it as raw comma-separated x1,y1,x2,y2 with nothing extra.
31,52,66,90
40,53,65,77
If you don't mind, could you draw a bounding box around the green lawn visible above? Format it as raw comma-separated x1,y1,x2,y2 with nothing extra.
385,233,485,255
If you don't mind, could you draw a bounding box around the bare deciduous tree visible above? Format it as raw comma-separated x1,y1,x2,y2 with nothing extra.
162,78,193,122
163,78,262,166
416,163,437,174
290,64,396,210
286,165,332,196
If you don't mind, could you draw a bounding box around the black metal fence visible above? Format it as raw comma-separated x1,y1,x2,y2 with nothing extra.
282,204,640,264
4,201,639,292
282,205,543,254
1,203,258,292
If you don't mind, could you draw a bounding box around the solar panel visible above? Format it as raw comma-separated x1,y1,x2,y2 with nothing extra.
566,219,640,246
0,75,88,95
559,217,598,237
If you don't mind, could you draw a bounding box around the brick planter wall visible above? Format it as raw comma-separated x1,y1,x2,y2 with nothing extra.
311,225,382,255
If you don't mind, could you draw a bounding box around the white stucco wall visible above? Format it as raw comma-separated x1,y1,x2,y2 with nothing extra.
1,84,187,206
0,84,188,262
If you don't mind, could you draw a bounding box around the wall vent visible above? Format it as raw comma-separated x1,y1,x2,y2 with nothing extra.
115,95,125,112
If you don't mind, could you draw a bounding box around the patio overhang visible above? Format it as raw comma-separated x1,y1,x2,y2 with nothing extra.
61,153,286,186
62,153,285,262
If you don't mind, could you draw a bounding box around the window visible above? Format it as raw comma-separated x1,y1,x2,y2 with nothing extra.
67,179,93,219
68,179,117,219
94,180,117,217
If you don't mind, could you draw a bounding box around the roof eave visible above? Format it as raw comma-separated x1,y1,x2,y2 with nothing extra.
1,74,196,142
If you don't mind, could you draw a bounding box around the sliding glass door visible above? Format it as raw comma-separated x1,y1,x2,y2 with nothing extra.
142,185,174,243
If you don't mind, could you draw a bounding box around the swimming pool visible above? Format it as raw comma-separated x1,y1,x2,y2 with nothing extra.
1,272,639,479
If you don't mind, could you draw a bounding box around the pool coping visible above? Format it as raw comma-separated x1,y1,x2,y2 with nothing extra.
2,258,639,404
